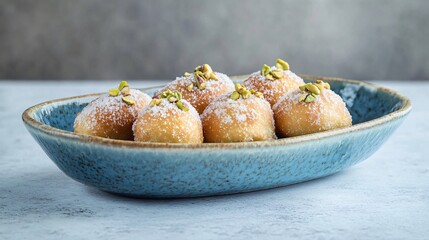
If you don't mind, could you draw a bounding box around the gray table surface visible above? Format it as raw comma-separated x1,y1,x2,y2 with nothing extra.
0,80,428,240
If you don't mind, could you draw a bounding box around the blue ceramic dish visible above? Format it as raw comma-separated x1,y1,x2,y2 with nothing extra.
22,76,411,198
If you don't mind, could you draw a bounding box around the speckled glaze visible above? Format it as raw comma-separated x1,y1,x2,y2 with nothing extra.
22,76,411,198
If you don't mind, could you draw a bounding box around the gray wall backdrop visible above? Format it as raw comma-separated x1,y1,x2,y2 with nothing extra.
1,0,428,80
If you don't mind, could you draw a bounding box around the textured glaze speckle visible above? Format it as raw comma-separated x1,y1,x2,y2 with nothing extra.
22,76,411,198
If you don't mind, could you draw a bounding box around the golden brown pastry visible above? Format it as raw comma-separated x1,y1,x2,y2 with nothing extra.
243,59,305,106
201,84,276,143
273,80,352,137
155,64,234,114
74,81,151,140
133,90,203,143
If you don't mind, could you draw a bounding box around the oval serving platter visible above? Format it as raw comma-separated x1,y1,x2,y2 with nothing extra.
22,75,411,198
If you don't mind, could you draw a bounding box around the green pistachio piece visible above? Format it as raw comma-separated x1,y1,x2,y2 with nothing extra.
194,71,207,90
157,90,184,103
149,98,161,107
160,89,172,98
276,59,290,70
265,74,274,80
198,71,207,80
315,83,325,92
118,81,129,91
109,88,120,97
122,96,135,105
230,91,240,100
304,93,317,103
203,71,212,80
194,65,202,72
209,72,218,80
202,64,213,73
149,99,156,107
305,84,321,95
324,82,331,90
298,94,307,102
173,90,182,100
271,69,284,79
261,64,271,76
299,85,306,91
184,72,191,77
176,100,189,111
242,90,251,99
193,72,200,88
316,80,331,90
235,83,244,92
168,96,178,103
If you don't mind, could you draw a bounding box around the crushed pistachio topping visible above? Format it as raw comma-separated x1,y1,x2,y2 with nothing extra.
298,80,330,103
276,58,290,71
260,58,290,80
186,63,218,91
118,81,129,91
271,69,283,79
175,101,189,111
150,89,189,111
108,80,135,105
261,64,271,76
149,98,162,107
109,88,120,97
122,96,135,105
230,83,264,100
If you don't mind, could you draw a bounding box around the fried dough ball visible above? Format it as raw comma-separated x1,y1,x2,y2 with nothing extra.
201,84,276,143
133,90,203,143
155,64,234,114
273,80,352,137
243,59,304,106
74,81,151,140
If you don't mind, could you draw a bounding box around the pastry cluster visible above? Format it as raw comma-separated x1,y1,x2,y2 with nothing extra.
74,60,352,143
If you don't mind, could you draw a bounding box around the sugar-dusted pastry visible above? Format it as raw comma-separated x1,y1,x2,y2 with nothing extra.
273,80,352,137
155,64,234,114
133,90,203,143
201,84,276,143
243,58,305,106
74,81,151,140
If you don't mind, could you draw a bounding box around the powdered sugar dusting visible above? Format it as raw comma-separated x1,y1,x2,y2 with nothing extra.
201,93,276,142
133,99,203,143
243,66,304,106
273,88,352,131
202,95,259,124
74,89,151,130
155,72,235,114
137,99,200,120
236,114,247,122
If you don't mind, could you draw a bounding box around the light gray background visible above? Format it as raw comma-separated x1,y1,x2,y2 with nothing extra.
1,0,428,80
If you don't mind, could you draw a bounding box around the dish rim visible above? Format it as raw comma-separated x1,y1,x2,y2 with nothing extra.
22,75,412,149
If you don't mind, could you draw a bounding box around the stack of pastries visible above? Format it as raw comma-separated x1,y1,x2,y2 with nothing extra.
74,60,352,143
